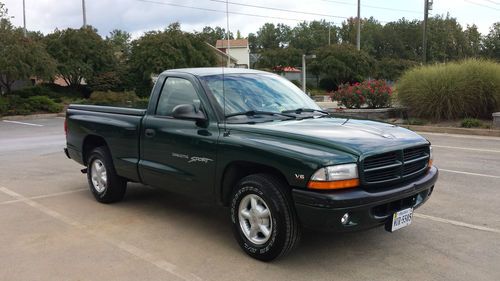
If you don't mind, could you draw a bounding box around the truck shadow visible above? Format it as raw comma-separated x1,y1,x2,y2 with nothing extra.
118,183,398,266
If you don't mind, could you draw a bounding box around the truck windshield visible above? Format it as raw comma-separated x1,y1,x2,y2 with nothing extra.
200,73,322,117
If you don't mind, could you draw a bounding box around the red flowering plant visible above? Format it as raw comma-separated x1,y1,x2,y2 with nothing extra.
332,80,392,109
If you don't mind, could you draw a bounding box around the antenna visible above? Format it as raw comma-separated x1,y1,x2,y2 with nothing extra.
222,0,229,136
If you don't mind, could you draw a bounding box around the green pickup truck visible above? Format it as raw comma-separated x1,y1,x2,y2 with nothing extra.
65,68,438,261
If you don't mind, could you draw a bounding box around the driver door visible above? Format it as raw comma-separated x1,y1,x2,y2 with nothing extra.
139,76,218,198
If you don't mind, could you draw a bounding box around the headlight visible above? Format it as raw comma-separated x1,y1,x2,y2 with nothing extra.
307,164,359,190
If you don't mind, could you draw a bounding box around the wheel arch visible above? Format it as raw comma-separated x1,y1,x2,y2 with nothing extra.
219,161,290,206
82,135,108,165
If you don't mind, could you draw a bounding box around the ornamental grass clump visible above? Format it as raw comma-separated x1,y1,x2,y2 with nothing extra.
332,80,393,109
397,59,500,120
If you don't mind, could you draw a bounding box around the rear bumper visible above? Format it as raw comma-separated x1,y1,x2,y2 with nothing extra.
292,166,438,232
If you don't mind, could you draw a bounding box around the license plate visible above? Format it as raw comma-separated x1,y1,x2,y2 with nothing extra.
388,208,413,232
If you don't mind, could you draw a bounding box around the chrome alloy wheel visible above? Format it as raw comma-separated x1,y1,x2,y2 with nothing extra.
238,193,273,245
90,159,107,193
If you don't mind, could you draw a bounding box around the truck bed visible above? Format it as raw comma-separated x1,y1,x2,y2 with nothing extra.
66,104,145,182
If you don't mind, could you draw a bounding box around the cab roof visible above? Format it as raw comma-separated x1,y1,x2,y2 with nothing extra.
162,67,270,77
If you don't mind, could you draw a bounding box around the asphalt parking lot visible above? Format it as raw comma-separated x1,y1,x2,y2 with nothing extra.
1,117,499,281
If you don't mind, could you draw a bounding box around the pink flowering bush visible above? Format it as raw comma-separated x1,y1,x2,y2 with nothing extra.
332,80,393,109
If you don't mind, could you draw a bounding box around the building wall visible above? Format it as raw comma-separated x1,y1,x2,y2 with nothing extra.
227,47,250,68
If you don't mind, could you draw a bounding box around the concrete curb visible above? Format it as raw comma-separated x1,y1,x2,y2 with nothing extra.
0,112,65,121
403,125,500,137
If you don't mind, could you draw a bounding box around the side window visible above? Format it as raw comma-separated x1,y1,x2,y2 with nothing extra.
156,77,200,116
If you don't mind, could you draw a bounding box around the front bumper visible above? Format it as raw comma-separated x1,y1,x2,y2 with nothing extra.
292,166,439,232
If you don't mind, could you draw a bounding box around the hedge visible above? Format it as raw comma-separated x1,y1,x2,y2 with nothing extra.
397,59,500,120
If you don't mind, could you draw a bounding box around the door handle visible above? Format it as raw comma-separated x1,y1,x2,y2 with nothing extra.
144,128,156,138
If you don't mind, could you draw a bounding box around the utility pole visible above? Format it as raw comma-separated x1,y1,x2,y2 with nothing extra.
82,0,87,28
422,0,433,63
356,0,361,50
226,0,231,67
302,54,316,95
302,55,306,94
22,0,27,37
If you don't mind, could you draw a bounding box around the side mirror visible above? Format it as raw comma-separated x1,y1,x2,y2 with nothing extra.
172,104,206,121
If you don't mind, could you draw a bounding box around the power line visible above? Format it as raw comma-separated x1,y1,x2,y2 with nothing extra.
209,0,348,20
322,0,423,14
482,0,500,5
135,0,339,22
463,0,500,10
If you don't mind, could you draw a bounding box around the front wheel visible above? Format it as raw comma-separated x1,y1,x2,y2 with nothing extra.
230,174,301,261
86,146,127,203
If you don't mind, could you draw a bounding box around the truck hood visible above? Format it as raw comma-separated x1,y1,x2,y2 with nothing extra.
229,117,429,156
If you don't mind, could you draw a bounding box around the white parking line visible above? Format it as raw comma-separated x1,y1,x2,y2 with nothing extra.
415,213,500,234
440,169,500,179
0,186,202,281
2,120,44,127
0,188,87,205
433,145,500,153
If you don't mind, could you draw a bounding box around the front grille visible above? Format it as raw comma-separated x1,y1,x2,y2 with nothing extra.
361,145,430,187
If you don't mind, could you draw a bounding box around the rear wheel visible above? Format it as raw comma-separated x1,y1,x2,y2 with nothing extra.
230,174,301,261
86,146,127,203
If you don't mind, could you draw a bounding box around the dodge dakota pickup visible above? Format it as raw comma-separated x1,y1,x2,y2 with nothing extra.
65,68,438,261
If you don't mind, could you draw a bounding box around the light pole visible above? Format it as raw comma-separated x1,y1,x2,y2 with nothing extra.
22,0,26,37
82,0,87,27
422,0,433,63
356,0,361,50
302,54,316,95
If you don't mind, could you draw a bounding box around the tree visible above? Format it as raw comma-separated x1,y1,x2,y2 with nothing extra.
255,47,302,69
44,26,116,90
316,44,374,89
197,26,233,46
129,23,217,96
0,20,56,94
0,2,7,19
106,29,132,59
483,22,500,61
463,24,482,58
254,23,291,50
290,20,338,53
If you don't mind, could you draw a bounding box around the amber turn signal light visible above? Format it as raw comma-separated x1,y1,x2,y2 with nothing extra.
307,179,360,190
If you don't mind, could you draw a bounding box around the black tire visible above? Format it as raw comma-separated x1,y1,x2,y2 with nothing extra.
230,174,301,261
86,146,127,203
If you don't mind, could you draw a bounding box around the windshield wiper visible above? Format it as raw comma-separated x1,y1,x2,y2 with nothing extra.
281,108,329,115
226,110,296,119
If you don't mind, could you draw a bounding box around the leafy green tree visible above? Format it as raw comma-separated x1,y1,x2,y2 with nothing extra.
197,26,233,46
0,1,8,19
463,24,482,58
316,44,374,88
0,20,56,94
483,22,500,61
255,23,291,50
426,15,469,62
339,17,384,57
255,47,302,69
106,29,132,59
290,20,338,53
45,27,116,91
129,23,217,96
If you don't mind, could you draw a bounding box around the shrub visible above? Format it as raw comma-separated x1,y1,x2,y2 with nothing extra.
332,80,393,109
397,59,500,120
0,95,63,116
82,91,147,109
10,84,82,102
290,80,302,88
461,118,483,128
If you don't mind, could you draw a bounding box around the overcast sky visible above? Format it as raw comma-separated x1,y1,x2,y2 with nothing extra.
2,0,499,38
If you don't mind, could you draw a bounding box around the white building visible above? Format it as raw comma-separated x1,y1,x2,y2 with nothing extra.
215,39,250,68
